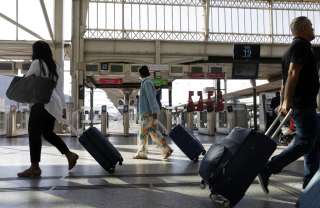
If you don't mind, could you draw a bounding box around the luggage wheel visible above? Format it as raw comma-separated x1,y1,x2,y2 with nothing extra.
200,180,206,189
210,194,230,208
119,161,123,166
201,150,206,156
108,168,115,174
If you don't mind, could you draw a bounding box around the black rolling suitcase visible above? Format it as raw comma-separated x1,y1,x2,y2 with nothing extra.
199,110,292,207
79,127,123,173
169,124,206,162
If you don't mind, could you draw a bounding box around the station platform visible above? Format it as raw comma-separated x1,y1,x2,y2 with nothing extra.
0,133,302,208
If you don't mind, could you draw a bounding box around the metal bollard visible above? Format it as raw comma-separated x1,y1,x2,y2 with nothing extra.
6,105,17,137
207,111,216,136
101,105,108,136
165,109,172,135
123,104,129,136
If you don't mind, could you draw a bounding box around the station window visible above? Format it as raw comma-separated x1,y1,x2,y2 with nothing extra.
209,67,222,73
131,65,140,73
171,66,183,74
86,64,98,72
191,66,203,73
110,64,124,73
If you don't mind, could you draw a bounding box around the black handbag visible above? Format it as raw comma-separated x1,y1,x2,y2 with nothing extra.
6,61,56,104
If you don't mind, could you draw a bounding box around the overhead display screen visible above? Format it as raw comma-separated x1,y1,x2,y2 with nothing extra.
234,44,260,61
233,44,260,79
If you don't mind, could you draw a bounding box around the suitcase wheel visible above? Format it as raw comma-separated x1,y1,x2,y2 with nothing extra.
108,168,115,174
119,161,123,166
210,194,230,208
201,150,206,156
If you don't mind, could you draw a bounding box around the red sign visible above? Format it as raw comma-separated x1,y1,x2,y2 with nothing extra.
98,78,123,84
190,72,205,78
189,72,225,79
207,72,225,79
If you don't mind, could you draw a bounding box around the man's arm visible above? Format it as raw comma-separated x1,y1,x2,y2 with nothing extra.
281,63,302,114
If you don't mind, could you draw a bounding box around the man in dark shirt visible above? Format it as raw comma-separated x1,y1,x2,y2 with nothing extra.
258,16,320,194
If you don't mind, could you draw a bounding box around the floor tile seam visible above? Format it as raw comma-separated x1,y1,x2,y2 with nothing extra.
0,172,199,181
0,146,99,161
269,180,301,197
0,182,202,192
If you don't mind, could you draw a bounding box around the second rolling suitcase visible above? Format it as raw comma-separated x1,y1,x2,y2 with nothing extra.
169,124,206,162
79,127,123,173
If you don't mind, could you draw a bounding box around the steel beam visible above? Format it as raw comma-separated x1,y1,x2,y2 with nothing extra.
40,0,54,43
0,13,44,40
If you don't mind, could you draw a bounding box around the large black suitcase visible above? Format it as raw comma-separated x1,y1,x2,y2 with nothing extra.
79,127,123,173
199,128,276,207
169,124,206,162
199,111,292,207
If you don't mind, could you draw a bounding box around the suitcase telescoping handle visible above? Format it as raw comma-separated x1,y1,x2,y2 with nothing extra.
265,109,293,140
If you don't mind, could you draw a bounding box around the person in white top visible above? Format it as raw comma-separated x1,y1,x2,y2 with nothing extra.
17,41,79,178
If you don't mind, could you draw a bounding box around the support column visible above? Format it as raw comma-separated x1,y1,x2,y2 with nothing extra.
89,88,94,128
53,0,65,133
168,88,172,107
123,90,132,136
251,79,258,130
202,0,210,41
54,0,64,69
71,0,89,131
155,40,161,64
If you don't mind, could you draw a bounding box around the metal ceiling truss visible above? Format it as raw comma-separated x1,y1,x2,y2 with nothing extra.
84,29,203,41
90,0,202,6
85,0,320,43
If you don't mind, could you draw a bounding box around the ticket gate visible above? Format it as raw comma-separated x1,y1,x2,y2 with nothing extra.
198,91,216,136
101,105,108,135
216,103,249,134
0,111,5,134
186,91,195,130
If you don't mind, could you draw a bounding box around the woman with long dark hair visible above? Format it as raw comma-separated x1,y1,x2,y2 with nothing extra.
17,41,79,178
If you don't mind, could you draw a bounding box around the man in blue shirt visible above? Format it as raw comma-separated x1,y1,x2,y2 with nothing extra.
133,66,173,160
